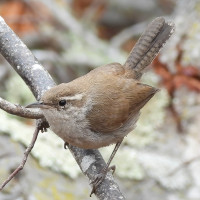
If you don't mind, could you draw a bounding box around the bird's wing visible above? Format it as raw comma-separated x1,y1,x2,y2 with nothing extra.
86,76,157,134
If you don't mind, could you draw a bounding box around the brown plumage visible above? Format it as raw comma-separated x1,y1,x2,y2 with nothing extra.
37,17,174,148
27,17,174,195
41,62,157,138
85,63,157,133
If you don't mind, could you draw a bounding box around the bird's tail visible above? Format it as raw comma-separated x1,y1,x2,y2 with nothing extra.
124,17,175,79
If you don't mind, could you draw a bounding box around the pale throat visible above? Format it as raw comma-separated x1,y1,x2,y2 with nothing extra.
41,92,91,138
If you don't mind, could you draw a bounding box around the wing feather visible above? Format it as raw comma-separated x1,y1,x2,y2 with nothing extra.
87,74,157,134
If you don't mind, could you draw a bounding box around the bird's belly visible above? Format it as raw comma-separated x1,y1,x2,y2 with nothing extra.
50,121,122,149
51,117,138,149
43,109,139,149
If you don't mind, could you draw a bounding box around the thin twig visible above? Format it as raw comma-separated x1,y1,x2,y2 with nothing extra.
0,97,43,119
0,126,40,190
168,155,200,176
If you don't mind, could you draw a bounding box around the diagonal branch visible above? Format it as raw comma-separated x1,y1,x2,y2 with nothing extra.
0,97,43,119
0,16,125,199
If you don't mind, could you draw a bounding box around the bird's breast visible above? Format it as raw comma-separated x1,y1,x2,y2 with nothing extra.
42,104,139,149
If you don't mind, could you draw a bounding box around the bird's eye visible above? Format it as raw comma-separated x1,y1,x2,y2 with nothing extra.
59,99,66,106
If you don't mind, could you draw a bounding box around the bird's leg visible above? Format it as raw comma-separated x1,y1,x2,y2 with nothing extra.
90,140,122,196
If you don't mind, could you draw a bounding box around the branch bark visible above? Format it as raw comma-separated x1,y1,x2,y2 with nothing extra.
0,97,43,119
0,16,125,199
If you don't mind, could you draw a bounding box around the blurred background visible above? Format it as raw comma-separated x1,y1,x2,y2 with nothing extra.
0,0,200,199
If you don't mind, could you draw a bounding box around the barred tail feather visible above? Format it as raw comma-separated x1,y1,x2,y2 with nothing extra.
124,17,175,79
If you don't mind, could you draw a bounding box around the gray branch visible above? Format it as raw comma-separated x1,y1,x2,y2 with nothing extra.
0,16,125,199
0,97,43,119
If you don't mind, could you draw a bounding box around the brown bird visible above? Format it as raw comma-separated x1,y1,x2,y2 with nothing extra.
27,17,174,195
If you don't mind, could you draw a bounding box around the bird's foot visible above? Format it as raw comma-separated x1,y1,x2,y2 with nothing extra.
64,141,69,149
90,165,116,197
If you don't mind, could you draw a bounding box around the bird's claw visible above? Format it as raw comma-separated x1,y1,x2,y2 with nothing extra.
89,165,116,197
109,165,116,174
64,142,69,149
90,172,106,197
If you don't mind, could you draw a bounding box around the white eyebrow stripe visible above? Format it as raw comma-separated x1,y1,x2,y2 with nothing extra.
63,93,83,101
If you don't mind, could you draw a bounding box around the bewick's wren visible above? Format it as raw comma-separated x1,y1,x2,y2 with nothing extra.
27,17,174,194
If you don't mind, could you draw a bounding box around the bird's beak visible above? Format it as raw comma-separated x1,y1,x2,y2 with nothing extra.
26,101,50,109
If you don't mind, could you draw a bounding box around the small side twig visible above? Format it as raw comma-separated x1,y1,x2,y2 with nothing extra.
0,126,40,190
168,155,200,176
0,97,43,119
